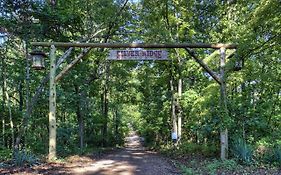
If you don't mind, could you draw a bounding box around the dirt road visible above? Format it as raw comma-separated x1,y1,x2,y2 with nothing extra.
0,132,180,175
72,132,180,175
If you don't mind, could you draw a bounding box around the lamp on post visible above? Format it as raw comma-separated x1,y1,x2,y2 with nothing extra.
30,46,57,160
30,50,47,70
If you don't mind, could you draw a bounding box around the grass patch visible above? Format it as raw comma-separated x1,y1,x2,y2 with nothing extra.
159,141,218,158
0,146,12,161
159,142,280,175
177,163,198,175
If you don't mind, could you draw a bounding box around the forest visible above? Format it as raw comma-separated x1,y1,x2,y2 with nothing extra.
0,0,280,174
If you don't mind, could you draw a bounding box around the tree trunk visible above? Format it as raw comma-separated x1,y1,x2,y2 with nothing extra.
1,51,6,147
14,40,31,151
102,91,108,146
48,45,57,161
78,103,84,151
1,45,14,149
177,56,183,142
220,47,228,160
101,92,108,147
102,63,109,147
115,109,118,136
4,87,14,149
1,114,4,147
25,40,31,149
114,108,120,144
170,62,177,142
19,81,24,113
75,85,84,150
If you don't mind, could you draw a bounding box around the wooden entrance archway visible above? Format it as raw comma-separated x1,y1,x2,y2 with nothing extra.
31,42,237,161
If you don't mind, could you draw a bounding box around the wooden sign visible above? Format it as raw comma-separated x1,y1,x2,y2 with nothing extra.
108,50,168,61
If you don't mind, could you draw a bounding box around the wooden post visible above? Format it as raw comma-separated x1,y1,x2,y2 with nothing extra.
48,45,57,161
220,47,228,160
220,129,228,160
177,57,182,142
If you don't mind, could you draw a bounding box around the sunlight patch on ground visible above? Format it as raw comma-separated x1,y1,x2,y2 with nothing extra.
72,159,137,175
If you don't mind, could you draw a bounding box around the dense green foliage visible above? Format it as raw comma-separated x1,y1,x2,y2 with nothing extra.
0,0,280,168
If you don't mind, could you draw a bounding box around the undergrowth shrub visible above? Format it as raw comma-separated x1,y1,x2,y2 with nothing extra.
13,150,38,166
57,125,78,156
201,144,218,156
178,142,218,157
178,164,197,175
141,127,157,147
232,138,253,164
264,146,281,166
0,146,12,161
206,159,239,175
159,141,218,158
179,142,200,154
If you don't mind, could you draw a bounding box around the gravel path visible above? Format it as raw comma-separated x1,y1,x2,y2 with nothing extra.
72,132,181,175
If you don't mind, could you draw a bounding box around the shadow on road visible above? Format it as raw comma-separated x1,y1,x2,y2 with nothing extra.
71,132,180,175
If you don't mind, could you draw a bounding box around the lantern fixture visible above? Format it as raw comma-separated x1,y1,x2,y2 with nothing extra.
30,50,47,70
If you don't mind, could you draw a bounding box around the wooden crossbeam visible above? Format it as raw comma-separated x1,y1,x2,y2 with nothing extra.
31,42,237,49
